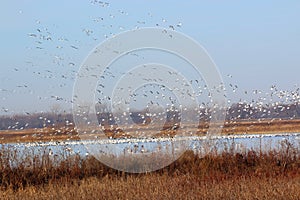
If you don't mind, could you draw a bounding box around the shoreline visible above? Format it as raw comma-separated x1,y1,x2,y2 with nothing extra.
1,118,300,144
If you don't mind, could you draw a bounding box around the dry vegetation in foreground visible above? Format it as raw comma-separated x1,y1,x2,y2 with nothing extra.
0,141,299,199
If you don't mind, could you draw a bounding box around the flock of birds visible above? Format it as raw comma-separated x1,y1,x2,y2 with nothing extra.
1,1,186,116
0,1,300,150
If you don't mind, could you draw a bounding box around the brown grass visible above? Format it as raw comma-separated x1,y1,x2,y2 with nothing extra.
0,140,299,199
1,174,299,200
1,118,300,143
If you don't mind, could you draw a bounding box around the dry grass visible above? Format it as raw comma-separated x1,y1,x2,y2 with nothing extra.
221,119,300,135
1,119,300,143
0,140,299,199
1,174,299,200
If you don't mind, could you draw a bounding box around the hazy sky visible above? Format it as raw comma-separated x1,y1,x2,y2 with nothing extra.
0,0,300,114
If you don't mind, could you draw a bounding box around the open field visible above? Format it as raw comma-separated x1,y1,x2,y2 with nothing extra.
0,142,299,199
1,118,300,143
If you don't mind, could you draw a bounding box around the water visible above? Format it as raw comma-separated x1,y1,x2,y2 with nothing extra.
1,133,299,160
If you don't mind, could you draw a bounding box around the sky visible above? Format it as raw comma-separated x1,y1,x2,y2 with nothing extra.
0,0,300,115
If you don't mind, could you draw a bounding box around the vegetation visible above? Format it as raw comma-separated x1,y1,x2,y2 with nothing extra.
0,141,299,199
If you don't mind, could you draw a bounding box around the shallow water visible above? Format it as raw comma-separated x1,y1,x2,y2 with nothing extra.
1,133,299,160
0,133,300,171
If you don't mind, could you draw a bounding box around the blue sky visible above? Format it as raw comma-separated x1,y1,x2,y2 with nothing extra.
0,0,300,114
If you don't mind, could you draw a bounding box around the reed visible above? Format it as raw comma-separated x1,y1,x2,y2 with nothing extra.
0,140,299,199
